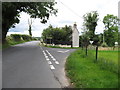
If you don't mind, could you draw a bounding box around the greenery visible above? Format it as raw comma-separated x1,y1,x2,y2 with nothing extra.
42,25,72,45
2,2,57,43
11,34,32,41
82,11,99,41
103,14,119,47
66,49,119,88
2,34,35,49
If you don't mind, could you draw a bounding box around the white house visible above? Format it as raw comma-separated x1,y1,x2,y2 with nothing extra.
72,23,79,47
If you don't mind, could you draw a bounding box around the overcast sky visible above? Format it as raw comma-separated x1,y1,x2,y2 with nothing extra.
7,0,119,37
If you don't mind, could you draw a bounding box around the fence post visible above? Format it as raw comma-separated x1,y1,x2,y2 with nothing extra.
96,46,98,61
86,45,87,56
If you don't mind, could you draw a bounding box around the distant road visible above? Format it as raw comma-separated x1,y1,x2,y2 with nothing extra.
3,41,76,88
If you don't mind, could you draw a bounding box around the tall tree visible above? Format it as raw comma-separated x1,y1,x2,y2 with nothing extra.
28,18,34,36
2,2,57,43
103,14,119,46
83,11,99,41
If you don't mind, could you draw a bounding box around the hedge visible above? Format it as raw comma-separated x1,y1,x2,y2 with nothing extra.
10,34,32,41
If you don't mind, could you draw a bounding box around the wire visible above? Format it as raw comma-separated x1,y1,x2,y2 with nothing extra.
57,0,82,18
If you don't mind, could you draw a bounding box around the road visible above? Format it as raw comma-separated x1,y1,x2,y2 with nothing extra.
2,41,76,88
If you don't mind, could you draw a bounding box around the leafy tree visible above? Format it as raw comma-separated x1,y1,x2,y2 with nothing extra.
83,11,99,41
2,2,57,43
42,25,72,45
103,14,119,46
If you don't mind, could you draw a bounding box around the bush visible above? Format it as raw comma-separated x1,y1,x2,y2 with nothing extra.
21,35,32,41
101,42,108,47
11,34,22,41
10,34,32,41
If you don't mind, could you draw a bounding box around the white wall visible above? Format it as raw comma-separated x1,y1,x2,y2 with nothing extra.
72,24,79,47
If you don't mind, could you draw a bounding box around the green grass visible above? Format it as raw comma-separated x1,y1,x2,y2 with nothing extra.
2,40,27,49
66,49,119,88
42,45,80,49
98,50,118,65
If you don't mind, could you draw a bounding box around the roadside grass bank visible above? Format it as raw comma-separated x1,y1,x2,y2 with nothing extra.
65,49,119,88
2,40,27,49
2,34,38,49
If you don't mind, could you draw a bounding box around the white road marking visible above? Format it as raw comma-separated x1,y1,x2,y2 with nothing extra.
48,61,52,64
55,61,59,64
50,65,55,69
45,55,48,58
46,50,59,64
46,58,50,61
52,58,56,61
65,50,69,52
57,50,70,53
41,48,56,69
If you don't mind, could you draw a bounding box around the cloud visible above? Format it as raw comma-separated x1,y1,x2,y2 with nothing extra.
8,0,119,37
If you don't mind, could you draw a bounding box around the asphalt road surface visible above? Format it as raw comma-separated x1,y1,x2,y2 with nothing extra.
2,41,76,88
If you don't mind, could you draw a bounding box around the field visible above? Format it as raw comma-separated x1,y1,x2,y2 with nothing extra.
65,48,119,88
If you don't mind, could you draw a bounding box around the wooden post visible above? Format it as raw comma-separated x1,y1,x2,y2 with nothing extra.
96,46,98,61
86,45,87,56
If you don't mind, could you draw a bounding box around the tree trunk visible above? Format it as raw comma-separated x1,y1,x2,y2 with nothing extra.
2,26,9,44
86,45,87,56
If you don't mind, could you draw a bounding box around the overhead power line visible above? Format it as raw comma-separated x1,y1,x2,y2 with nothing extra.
58,0,82,18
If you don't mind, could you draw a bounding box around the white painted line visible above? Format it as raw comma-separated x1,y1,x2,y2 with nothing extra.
52,58,56,61
51,56,54,58
65,50,69,52
43,53,46,55
48,61,52,64
45,55,48,58
55,61,59,64
57,50,70,53
50,65,55,69
46,58,50,61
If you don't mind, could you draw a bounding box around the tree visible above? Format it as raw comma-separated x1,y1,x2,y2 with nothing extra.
28,18,34,36
103,14,119,46
42,25,72,45
83,11,99,41
2,2,57,43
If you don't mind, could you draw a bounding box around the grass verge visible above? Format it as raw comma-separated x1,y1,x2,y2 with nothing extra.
2,40,27,49
65,49,119,88
41,44,80,49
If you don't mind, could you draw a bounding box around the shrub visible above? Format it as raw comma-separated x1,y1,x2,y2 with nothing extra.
10,34,22,41
10,34,32,41
21,35,32,41
101,42,108,47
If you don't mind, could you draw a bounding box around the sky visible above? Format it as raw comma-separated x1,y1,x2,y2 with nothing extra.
7,0,119,37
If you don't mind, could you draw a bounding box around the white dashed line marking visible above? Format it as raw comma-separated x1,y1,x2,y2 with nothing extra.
48,61,52,64
52,58,56,61
46,58,50,61
46,50,59,64
55,61,59,64
50,65,55,69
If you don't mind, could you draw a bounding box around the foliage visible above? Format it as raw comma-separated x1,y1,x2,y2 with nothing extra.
101,42,108,47
21,34,32,41
2,34,38,49
42,25,72,45
103,14,119,47
10,34,32,41
66,49,119,88
83,11,99,41
11,34,22,41
2,2,57,43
